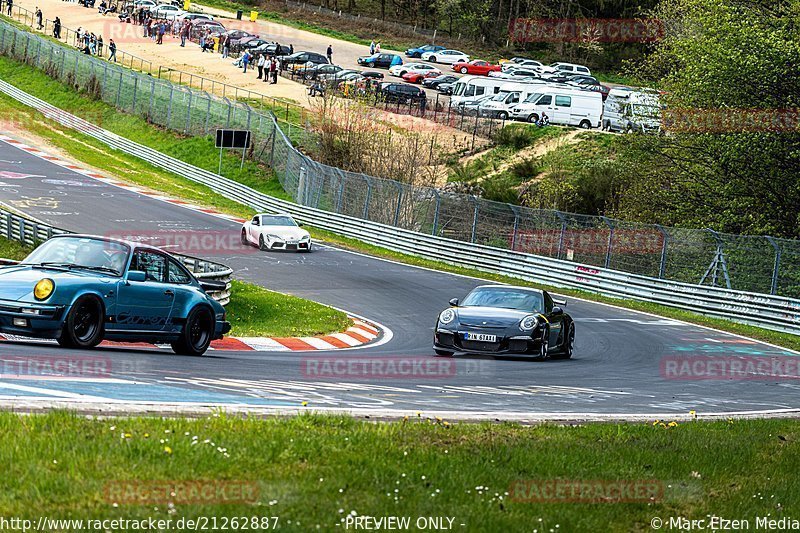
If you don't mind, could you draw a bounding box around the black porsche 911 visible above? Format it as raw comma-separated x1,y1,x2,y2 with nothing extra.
433,285,575,359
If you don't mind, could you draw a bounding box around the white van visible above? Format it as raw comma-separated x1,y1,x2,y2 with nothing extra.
510,86,603,128
602,88,661,133
477,81,551,120
449,75,507,105
550,62,592,76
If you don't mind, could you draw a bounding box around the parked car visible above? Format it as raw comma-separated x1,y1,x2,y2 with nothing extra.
420,49,469,64
151,4,184,19
566,74,600,86
402,70,439,83
405,44,445,58
452,60,502,76
477,81,543,119
437,82,455,95
230,35,262,52
602,88,662,133
178,12,213,22
433,285,574,359
296,63,343,80
241,214,312,252
453,94,494,115
389,62,441,78
449,75,506,105
510,86,603,128
221,29,252,42
422,74,458,89
133,0,156,9
0,234,230,355
278,51,329,69
360,70,385,80
550,62,592,76
251,42,292,57
357,53,402,68
379,82,427,106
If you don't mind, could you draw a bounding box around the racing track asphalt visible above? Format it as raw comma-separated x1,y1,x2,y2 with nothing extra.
1,138,800,419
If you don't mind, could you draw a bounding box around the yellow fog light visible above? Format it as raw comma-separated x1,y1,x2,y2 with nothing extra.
33,278,54,301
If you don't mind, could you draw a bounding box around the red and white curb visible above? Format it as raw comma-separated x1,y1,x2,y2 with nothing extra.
0,318,383,352
0,135,391,351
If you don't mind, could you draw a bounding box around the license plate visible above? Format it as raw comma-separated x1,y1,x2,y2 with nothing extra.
464,332,497,342
287,240,298,245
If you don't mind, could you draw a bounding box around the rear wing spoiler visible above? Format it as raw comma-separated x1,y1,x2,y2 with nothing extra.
553,298,567,306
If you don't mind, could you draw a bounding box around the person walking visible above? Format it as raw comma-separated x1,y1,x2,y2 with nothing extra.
156,22,164,44
52,17,61,39
108,38,117,62
35,7,43,30
326,44,332,63
257,54,265,79
97,35,103,56
375,41,381,53
369,40,375,55
6,0,12,17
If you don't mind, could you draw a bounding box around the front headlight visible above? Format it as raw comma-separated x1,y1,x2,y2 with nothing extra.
267,234,282,240
519,314,538,331
300,234,311,241
439,308,456,325
34,278,55,301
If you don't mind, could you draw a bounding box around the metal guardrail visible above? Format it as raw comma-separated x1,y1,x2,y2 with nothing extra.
0,208,233,305
1,81,796,334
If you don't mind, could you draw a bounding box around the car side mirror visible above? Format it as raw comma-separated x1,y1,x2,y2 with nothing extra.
551,306,564,315
127,271,146,282
297,222,304,227
449,298,459,306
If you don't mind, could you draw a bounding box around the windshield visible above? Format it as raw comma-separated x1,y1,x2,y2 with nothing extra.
261,215,298,226
452,82,465,96
632,104,661,118
461,287,544,312
491,91,510,102
22,236,130,276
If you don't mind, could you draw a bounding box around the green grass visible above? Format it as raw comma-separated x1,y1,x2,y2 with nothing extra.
226,279,350,336
1,411,799,529
0,237,32,260
1,55,797,351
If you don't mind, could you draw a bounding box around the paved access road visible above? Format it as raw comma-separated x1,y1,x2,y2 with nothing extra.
1,139,798,420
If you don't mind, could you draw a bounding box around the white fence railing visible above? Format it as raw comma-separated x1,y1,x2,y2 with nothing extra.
0,80,798,334
0,208,233,305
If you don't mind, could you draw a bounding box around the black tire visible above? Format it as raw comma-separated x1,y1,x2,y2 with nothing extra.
527,113,539,124
300,242,313,253
579,120,591,129
240,228,248,245
552,323,575,360
429,55,437,62
58,295,104,348
259,234,268,251
499,111,508,120
460,67,468,74
171,306,214,356
434,349,454,357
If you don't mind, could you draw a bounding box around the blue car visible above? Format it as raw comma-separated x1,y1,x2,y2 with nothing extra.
0,235,231,355
405,44,445,58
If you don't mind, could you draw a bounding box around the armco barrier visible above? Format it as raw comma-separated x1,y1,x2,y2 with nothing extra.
0,82,796,334
0,208,233,305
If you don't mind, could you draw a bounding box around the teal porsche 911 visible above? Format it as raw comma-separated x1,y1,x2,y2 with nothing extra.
0,235,230,355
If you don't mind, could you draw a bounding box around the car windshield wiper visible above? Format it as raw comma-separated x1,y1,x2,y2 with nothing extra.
25,262,72,270
71,264,121,275
29,262,120,275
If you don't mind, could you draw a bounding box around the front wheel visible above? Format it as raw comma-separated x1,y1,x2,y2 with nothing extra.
428,55,437,62
579,120,591,129
171,306,214,356
536,328,549,360
240,228,248,245
498,111,508,120
58,295,104,348
259,234,268,251
527,113,539,124
460,67,468,74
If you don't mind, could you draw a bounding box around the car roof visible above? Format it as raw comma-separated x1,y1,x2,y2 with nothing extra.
255,213,295,218
51,233,165,254
472,284,544,294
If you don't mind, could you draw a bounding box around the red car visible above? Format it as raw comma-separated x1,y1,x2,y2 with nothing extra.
451,60,502,75
402,71,439,84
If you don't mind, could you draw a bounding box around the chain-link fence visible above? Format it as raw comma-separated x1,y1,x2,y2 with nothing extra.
2,19,799,298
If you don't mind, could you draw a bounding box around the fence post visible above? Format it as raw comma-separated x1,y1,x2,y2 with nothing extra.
470,196,479,243
335,170,346,213
655,224,669,279
148,78,156,120
600,216,614,268
362,175,372,219
204,92,212,134
166,85,175,127
115,69,123,107
431,189,440,236
555,211,567,259
185,90,193,134
765,236,781,295
510,205,521,250
393,182,403,227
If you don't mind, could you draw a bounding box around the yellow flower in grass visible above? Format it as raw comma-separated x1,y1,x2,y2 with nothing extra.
668,421,678,428
164,446,173,455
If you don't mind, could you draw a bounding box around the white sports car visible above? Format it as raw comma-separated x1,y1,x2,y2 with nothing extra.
388,62,442,77
420,49,469,64
241,214,312,252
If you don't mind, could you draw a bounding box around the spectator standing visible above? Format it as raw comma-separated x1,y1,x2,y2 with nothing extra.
369,40,375,55
156,22,164,44
97,35,103,56
75,27,82,47
326,44,332,63
35,7,43,30
6,0,12,17
222,34,230,58
271,57,278,83
52,17,61,39
179,21,188,46
242,50,250,73
375,42,381,53
89,33,96,54
257,54,265,79
289,44,294,54
108,38,117,62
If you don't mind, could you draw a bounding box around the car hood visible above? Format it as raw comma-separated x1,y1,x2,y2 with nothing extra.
0,265,114,302
453,306,532,327
261,226,310,240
